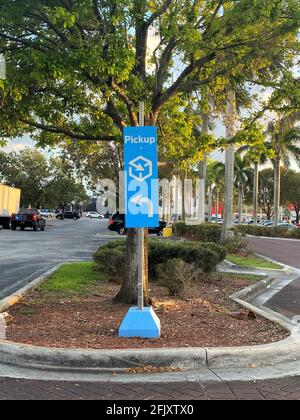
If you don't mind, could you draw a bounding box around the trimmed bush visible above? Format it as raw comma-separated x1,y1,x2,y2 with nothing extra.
174,223,222,242
148,239,224,274
94,241,126,283
237,225,300,239
173,223,246,254
94,238,225,282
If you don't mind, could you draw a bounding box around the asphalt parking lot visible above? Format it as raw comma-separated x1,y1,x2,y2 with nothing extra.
0,218,117,300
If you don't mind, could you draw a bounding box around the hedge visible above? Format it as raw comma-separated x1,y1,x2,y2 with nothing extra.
148,239,225,274
174,223,222,242
237,225,300,239
94,238,225,282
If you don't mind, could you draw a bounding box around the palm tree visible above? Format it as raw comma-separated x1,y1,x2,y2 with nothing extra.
221,91,237,242
206,160,218,222
238,136,270,225
210,155,252,225
234,154,252,224
206,161,225,222
213,164,225,221
267,112,300,225
198,113,209,223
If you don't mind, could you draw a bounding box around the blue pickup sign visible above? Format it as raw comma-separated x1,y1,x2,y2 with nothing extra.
124,126,159,228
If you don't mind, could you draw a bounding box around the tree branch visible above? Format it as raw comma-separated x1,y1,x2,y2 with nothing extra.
105,97,126,131
146,0,173,27
19,119,120,142
155,37,176,95
0,33,50,53
153,52,217,112
111,81,139,126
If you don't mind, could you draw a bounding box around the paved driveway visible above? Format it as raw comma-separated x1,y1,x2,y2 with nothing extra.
0,218,117,299
246,236,300,269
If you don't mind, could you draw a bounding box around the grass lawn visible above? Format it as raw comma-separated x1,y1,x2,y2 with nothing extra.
38,262,264,299
39,262,106,294
226,254,283,270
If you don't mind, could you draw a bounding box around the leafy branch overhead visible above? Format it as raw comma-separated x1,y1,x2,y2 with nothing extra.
0,0,299,149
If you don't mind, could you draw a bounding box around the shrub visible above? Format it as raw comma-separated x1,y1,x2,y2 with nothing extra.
148,239,224,274
174,223,222,242
157,259,202,296
94,238,225,283
173,223,246,253
203,242,227,260
94,243,126,283
236,225,300,239
222,236,249,254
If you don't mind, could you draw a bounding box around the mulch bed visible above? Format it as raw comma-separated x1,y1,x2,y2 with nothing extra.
6,274,288,349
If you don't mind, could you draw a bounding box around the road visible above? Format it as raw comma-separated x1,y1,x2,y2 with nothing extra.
247,236,300,269
0,218,117,300
247,235,300,318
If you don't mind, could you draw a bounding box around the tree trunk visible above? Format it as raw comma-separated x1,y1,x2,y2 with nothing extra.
253,162,259,225
173,176,180,222
198,114,209,223
115,228,150,305
208,186,212,223
274,158,281,226
238,184,243,224
221,91,237,243
181,172,187,223
197,174,206,224
295,207,299,224
215,188,219,222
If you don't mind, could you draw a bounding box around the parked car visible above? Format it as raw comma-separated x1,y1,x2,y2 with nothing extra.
56,211,81,220
86,211,104,219
11,209,46,231
108,213,167,236
258,220,273,227
40,209,56,219
275,222,297,230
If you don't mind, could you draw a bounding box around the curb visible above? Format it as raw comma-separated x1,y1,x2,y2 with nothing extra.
0,263,66,314
223,259,289,274
0,262,299,375
254,254,293,273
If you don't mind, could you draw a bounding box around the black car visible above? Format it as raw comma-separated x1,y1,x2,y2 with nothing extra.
56,211,81,220
108,213,166,236
11,209,46,231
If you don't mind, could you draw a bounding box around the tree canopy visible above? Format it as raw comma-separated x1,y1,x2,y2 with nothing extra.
0,0,299,148
0,148,87,208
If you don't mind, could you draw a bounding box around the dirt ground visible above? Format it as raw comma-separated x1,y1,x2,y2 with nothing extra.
6,273,288,349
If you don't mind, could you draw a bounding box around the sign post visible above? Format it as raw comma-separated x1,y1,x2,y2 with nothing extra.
138,102,145,311
118,103,161,339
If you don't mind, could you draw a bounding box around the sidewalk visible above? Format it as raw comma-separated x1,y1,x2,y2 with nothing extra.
0,377,300,400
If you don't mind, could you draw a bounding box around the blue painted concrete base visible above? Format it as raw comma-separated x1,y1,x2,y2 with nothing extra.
119,307,161,339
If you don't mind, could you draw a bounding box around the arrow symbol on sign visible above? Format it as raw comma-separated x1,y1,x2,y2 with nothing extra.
130,194,154,218
136,163,145,171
